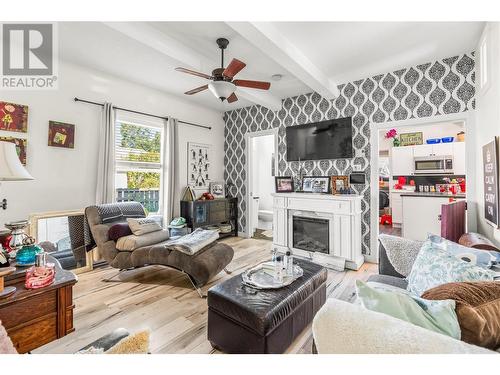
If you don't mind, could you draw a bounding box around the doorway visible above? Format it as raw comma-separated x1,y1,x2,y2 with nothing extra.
246,129,278,240
370,112,476,263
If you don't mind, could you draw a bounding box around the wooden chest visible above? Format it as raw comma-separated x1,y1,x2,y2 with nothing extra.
0,255,77,353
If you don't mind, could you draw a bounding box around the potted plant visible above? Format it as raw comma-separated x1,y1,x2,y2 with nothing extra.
385,128,399,147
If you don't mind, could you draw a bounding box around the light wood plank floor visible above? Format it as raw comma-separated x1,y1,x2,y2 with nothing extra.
34,237,377,354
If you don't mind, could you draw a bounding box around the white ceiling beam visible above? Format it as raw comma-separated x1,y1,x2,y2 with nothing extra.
236,88,282,111
227,22,340,99
104,22,282,111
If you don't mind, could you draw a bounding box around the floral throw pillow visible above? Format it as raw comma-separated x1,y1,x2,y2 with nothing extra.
428,234,500,268
407,240,496,297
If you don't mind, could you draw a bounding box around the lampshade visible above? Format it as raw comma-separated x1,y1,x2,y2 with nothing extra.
0,141,33,181
208,81,236,101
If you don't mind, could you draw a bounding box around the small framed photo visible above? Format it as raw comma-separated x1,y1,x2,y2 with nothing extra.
209,182,225,198
48,121,75,149
302,176,330,193
275,176,294,193
331,175,349,195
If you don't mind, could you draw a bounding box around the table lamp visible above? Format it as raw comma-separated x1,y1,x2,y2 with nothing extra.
0,141,33,209
0,141,34,298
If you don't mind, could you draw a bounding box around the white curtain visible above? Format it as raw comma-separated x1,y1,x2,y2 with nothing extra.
95,102,116,204
162,117,178,224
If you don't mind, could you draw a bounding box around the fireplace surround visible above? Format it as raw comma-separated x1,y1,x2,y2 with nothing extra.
272,192,363,270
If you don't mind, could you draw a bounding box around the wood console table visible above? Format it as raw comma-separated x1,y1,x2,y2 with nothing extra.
0,255,77,353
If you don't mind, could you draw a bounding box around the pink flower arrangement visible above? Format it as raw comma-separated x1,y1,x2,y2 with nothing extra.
385,128,397,139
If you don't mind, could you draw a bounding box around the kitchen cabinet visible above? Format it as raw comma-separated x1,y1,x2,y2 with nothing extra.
453,142,466,175
434,143,454,156
413,143,453,157
391,147,414,176
390,191,403,226
412,144,434,157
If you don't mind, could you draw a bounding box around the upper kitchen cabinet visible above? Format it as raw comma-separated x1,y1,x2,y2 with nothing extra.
413,143,453,157
412,144,434,157
391,146,414,175
453,142,466,175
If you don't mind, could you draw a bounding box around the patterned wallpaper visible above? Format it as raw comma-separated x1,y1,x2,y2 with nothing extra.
223,53,475,255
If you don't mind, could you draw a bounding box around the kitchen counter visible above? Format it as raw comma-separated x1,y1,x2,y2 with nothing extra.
400,192,466,199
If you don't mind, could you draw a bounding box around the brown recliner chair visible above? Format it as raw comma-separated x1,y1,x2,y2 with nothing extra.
85,202,234,297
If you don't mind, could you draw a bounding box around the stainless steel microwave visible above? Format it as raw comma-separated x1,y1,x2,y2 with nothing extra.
413,155,454,174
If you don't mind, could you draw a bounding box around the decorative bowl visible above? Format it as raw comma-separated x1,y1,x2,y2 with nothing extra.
241,261,303,290
16,244,42,266
426,138,441,144
441,137,454,143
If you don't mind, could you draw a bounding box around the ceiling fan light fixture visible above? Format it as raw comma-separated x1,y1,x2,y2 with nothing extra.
208,81,236,101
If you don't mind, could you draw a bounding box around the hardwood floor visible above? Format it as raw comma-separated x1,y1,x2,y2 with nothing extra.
34,237,377,354
379,223,402,237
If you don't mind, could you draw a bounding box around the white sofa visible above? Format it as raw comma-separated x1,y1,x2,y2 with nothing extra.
312,299,494,354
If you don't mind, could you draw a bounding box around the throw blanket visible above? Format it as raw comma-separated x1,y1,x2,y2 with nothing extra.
166,228,219,255
378,234,423,277
83,202,146,251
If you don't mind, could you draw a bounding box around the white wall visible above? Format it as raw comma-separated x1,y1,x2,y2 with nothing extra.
475,22,500,245
251,134,275,212
0,61,225,225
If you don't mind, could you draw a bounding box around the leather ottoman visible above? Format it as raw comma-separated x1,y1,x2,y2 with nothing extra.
207,259,327,354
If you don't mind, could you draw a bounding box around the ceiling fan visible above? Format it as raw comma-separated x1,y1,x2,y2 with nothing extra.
175,38,271,103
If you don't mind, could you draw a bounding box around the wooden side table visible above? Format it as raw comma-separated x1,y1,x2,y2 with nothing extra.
0,255,78,353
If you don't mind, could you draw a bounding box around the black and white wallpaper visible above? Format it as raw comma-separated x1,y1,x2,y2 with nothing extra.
223,53,475,255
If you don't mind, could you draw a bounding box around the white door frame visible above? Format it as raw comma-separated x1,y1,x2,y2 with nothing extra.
244,128,279,238
369,111,476,263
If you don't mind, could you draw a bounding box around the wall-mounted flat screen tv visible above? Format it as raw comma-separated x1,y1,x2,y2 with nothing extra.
286,117,353,161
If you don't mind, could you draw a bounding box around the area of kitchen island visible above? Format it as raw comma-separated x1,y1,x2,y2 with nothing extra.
401,193,466,240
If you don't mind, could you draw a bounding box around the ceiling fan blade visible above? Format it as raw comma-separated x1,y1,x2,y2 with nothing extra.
184,85,208,95
175,67,212,80
223,59,246,78
227,93,238,103
233,79,271,90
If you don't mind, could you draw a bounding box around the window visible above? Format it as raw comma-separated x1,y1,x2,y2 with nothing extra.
479,35,489,92
114,116,163,214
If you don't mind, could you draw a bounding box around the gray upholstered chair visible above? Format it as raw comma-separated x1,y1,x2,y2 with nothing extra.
85,202,234,297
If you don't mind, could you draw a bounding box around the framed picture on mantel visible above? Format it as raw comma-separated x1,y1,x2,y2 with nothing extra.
482,138,499,227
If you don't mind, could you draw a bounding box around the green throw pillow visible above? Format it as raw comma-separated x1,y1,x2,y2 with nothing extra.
356,280,461,339
407,240,496,297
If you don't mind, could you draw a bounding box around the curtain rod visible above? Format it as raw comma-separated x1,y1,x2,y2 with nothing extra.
73,97,212,130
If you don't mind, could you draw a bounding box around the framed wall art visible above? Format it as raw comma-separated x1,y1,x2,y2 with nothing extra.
483,138,499,227
399,132,423,146
302,176,330,193
275,176,294,193
187,142,211,189
48,121,75,149
0,136,27,165
209,182,226,199
331,175,349,195
0,101,28,133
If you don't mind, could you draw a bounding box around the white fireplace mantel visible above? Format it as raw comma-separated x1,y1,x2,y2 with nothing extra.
272,192,364,270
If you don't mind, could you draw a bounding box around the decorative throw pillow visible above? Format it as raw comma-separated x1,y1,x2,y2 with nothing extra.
406,240,496,297
422,281,500,350
108,222,132,241
127,217,162,235
116,229,170,251
428,234,500,268
356,280,461,339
